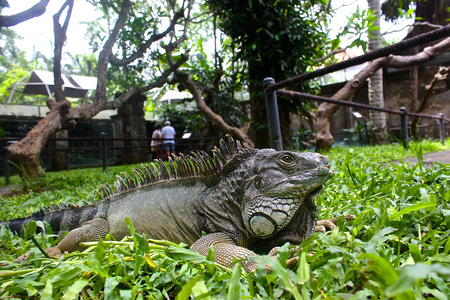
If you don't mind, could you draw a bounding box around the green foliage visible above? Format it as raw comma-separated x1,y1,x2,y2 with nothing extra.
208,0,328,77
339,6,379,52
381,0,414,22
0,66,28,102
155,102,204,138
0,26,52,104
170,38,248,137
84,0,184,98
1,140,450,298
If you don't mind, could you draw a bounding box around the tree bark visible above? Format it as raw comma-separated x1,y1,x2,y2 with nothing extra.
411,66,449,132
367,0,388,144
315,37,450,151
410,48,420,139
9,100,75,180
169,52,254,148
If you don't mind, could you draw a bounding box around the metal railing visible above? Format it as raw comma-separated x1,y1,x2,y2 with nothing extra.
0,135,221,184
262,26,450,149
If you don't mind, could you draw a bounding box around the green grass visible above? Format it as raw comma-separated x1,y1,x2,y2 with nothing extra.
0,139,449,299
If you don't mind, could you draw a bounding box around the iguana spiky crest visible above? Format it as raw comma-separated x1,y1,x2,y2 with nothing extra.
32,135,253,218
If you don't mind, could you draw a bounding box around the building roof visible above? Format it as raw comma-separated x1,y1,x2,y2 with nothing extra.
8,70,97,103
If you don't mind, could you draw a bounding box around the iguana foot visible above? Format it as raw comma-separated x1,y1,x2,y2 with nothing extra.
44,246,65,258
191,232,259,273
315,214,355,233
57,218,109,252
267,246,302,270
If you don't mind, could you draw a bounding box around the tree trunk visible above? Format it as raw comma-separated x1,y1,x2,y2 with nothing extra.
248,67,269,148
315,37,450,151
8,100,75,180
411,66,449,132
248,63,293,149
367,0,388,144
410,50,420,139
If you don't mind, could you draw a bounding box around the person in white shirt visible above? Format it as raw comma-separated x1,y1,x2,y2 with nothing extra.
161,120,176,159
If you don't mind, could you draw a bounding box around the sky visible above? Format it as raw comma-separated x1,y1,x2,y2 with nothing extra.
4,0,102,58
3,0,412,63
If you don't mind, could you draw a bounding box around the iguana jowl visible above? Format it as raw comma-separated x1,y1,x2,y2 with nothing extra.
1,136,332,272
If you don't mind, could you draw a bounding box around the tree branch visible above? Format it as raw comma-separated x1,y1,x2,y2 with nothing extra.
95,0,132,104
315,37,450,150
53,0,74,102
109,10,184,66
166,49,254,148
0,0,50,28
101,51,190,110
411,66,449,132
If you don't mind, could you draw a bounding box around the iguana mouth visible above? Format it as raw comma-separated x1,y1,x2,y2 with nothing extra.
247,170,330,238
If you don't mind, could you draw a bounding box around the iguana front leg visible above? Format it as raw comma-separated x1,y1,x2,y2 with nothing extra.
315,214,355,233
191,232,258,273
46,218,110,256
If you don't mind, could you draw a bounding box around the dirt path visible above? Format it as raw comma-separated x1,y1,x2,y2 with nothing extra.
391,150,450,165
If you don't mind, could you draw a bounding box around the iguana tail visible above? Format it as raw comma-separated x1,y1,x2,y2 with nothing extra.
0,204,102,236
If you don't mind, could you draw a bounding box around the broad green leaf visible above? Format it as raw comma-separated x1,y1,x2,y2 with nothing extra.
104,277,120,300
408,244,423,263
368,227,398,245
175,274,198,300
297,252,310,284
95,238,106,262
228,264,241,300
361,253,398,285
125,217,135,236
420,287,447,300
257,256,303,300
387,263,450,297
167,246,207,262
41,280,53,300
26,220,38,238
61,280,89,300
389,201,436,220
192,280,210,300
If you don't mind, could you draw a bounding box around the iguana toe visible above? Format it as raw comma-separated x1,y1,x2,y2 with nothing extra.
44,246,64,258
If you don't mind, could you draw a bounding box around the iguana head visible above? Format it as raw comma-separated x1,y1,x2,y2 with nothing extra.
242,149,332,238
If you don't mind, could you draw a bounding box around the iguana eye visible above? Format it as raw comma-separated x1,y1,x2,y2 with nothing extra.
278,154,295,167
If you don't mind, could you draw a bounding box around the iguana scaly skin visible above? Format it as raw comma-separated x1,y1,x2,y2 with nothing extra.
1,136,333,272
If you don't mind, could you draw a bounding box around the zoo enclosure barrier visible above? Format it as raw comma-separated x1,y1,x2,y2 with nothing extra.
262,25,450,150
0,136,221,185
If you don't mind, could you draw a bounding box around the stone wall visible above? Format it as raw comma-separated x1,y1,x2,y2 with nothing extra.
112,93,150,164
293,62,450,141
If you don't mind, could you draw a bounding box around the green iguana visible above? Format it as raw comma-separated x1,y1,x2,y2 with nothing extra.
1,136,336,272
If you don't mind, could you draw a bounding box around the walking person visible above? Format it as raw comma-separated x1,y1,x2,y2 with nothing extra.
150,125,162,160
161,120,176,159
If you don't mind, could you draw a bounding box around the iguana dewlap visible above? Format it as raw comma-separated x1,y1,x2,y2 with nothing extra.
1,136,333,272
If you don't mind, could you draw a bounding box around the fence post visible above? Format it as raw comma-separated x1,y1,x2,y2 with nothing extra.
439,113,445,145
101,132,108,172
400,107,409,148
3,147,9,186
263,77,283,151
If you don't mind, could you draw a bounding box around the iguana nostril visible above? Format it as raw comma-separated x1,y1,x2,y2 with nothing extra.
249,215,275,237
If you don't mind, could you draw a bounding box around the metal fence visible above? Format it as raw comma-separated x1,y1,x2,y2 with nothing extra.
0,136,221,184
263,26,450,150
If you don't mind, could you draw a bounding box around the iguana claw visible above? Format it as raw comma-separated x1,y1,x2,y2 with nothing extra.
315,214,355,233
